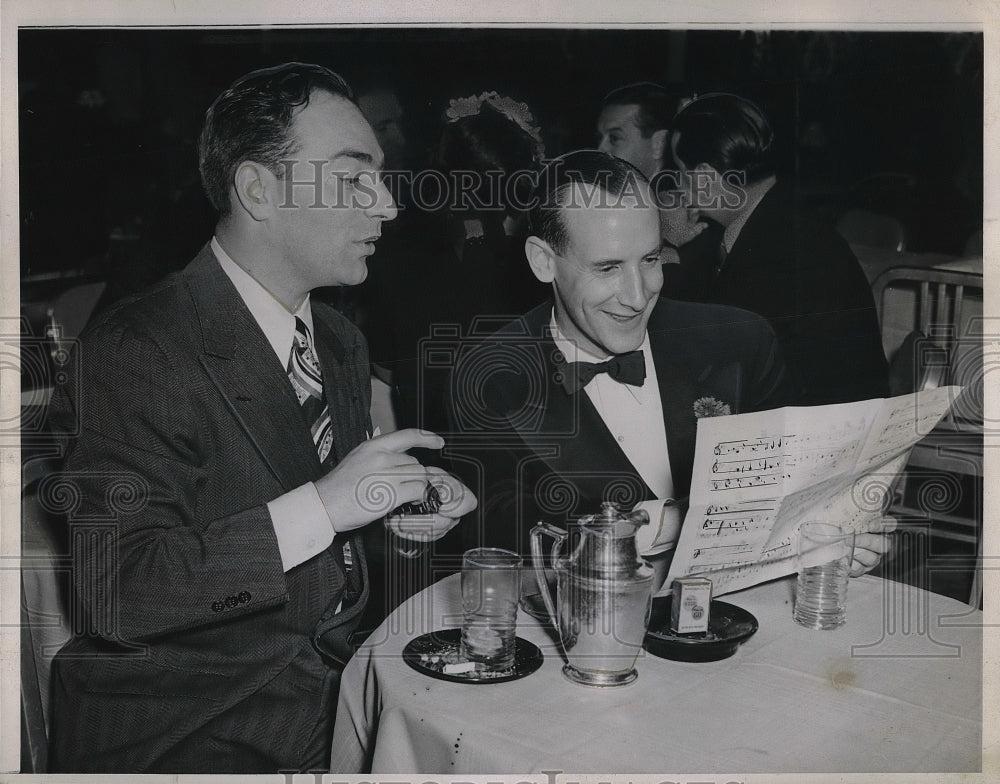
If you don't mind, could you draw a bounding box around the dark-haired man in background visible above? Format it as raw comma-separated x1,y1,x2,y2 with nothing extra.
47,62,475,774
668,93,889,405
596,82,723,298
597,82,674,184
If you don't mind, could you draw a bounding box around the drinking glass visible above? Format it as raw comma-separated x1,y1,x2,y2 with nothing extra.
460,548,522,669
794,521,855,630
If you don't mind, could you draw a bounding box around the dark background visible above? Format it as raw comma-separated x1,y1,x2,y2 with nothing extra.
19,27,983,287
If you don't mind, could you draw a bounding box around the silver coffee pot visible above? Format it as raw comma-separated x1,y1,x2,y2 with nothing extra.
530,501,654,686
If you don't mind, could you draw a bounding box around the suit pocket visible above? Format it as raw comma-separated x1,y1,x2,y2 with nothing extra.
83,655,231,701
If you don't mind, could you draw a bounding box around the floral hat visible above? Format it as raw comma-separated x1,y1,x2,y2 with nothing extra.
445,90,546,161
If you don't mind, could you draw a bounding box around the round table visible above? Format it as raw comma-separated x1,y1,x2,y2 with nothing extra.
330,572,982,774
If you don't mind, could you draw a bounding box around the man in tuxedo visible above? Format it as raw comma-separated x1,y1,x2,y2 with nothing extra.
46,63,475,774
668,92,890,405
445,150,890,576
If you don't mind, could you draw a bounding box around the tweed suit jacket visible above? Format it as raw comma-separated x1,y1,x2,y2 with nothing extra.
444,298,795,557
46,245,373,773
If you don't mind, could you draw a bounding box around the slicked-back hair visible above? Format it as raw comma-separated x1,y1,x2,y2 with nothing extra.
670,92,775,185
198,62,355,216
600,82,677,137
528,149,650,255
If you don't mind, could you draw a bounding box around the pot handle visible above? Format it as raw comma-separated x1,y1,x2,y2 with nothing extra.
530,522,566,636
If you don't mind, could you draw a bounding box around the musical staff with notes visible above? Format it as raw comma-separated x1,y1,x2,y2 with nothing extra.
661,386,961,597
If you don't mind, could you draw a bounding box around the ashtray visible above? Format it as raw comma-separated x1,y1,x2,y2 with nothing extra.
402,628,544,684
644,597,758,662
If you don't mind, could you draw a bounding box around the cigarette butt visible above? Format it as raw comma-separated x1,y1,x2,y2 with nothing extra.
443,661,477,674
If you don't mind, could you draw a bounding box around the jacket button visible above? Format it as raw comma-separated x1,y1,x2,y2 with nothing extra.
238,591,252,604
225,595,239,608
211,601,225,612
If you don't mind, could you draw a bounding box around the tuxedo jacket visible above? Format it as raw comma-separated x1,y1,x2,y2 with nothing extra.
46,245,373,773
443,298,795,557
710,183,889,405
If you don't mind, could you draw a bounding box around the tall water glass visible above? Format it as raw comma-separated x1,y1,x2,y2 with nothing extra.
794,522,856,630
460,548,522,669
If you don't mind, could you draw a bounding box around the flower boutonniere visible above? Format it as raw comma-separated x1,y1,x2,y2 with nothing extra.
693,396,732,418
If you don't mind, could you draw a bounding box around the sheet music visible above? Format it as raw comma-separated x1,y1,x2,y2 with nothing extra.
662,387,961,596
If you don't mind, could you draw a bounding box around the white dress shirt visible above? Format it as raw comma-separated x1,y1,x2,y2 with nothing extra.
213,237,340,571
549,315,679,556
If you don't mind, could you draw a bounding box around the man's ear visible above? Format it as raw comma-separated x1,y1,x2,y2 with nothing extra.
525,236,557,283
232,161,276,221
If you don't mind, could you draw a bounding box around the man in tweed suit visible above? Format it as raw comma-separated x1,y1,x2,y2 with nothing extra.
46,63,475,773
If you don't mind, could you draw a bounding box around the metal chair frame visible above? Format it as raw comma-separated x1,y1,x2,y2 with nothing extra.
871,264,984,608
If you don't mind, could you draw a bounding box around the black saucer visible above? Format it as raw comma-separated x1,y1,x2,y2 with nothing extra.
644,597,758,662
402,628,544,684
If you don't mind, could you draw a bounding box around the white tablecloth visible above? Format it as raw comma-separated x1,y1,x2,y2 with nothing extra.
330,573,982,774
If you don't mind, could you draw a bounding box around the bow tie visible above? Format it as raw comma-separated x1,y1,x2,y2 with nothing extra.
556,350,646,394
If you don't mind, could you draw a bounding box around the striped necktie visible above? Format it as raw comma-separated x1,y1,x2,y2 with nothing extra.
287,317,333,463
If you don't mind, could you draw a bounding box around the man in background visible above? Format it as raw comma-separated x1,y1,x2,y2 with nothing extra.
669,92,890,404
356,82,408,174
596,82,721,297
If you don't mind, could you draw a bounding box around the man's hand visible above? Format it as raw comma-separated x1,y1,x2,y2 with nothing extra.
314,429,444,533
659,204,707,248
851,517,898,577
385,466,478,543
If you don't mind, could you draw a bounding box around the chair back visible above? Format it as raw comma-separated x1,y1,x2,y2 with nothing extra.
871,264,983,427
21,490,73,773
871,264,984,609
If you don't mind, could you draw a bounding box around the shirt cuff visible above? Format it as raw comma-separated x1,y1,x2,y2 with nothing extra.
268,482,335,572
633,499,680,557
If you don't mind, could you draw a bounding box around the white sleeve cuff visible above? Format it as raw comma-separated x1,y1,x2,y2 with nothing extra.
633,499,679,557
268,482,335,572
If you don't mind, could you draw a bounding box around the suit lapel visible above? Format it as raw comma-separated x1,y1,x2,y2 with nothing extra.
186,247,323,489
505,306,653,499
504,299,755,505
648,300,748,498
650,350,699,499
